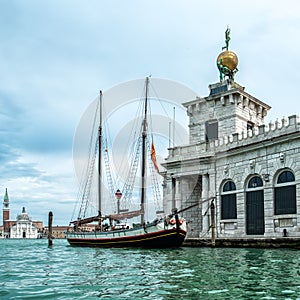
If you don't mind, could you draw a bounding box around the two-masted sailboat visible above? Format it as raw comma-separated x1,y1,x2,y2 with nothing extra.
66,77,187,248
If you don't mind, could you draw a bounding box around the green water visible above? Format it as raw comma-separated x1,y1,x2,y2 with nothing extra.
0,239,299,299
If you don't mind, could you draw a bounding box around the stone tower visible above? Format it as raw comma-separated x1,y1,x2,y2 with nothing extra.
162,28,272,238
3,188,10,237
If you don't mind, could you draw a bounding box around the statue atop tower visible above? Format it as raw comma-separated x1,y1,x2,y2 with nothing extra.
217,26,239,82
222,26,231,51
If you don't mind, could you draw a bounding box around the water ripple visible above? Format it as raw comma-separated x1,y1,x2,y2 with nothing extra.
0,239,300,299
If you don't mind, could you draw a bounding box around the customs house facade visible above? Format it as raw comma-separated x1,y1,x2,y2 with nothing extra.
162,31,300,242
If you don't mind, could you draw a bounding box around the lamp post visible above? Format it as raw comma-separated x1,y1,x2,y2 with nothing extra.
115,189,122,214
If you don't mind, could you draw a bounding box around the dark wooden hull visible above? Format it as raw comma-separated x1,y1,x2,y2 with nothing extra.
66,228,186,248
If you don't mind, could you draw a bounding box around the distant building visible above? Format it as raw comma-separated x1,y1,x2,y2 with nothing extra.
10,207,40,239
43,224,96,239
1,189,43,239
44,225,70,239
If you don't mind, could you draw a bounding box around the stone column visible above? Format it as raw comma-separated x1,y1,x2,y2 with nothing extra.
202,174,209,233
163,178,172,214
209,172,216,198
175,177,181,209
180,177,188,204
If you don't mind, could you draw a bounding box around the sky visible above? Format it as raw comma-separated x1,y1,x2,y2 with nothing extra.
1,0,300,226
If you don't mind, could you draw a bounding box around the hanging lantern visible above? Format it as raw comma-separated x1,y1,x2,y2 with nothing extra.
115,189,122,200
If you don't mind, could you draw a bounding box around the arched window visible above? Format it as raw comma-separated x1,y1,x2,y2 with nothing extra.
221,181,237,219
275,170,296,215
248,176,263,188
223,181,236,192
277,171,295,183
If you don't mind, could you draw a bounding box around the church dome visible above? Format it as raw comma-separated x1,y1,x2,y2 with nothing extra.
216,50,238,71
17,207,31,221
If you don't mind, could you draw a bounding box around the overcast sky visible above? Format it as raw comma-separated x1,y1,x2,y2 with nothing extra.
1,0,300,225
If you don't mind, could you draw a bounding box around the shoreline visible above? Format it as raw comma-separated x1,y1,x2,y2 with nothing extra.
183,237,300,249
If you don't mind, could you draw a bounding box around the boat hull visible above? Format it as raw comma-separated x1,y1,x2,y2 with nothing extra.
66,220,187,248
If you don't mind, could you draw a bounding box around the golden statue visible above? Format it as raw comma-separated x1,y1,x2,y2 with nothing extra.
217,26,239,81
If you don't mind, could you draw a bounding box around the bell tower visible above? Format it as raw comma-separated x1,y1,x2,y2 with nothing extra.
3,188,10,237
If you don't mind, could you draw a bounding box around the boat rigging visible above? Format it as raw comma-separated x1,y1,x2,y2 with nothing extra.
66,77,187,248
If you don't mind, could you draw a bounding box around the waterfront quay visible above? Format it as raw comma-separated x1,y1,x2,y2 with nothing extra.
184,237,300,249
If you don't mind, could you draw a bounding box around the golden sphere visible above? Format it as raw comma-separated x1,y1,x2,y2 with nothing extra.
217,50,238,71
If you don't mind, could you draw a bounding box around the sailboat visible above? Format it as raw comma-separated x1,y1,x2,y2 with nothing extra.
66,77,187,248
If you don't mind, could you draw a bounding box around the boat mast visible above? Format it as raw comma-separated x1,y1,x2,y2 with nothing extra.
98,90,103,217
141,77,149,225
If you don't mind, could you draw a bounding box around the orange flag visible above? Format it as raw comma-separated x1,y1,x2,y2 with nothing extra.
151,139,160,173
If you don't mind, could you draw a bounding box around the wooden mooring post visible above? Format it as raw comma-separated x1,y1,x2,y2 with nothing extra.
48,211,53,247
210,200,216,247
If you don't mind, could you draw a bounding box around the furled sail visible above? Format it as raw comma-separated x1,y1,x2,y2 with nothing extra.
70,214,102,226
107,209,144,221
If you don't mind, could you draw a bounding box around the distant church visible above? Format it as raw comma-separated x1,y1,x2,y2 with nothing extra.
162,28,300,244
0,189,43,238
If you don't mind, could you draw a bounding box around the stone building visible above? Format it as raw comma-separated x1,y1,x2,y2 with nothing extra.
162,33,300,244
1,189,43,239
10,207,40,239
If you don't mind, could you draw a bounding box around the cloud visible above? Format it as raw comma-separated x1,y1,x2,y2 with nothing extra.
0,0,299,225
0,160,41,179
